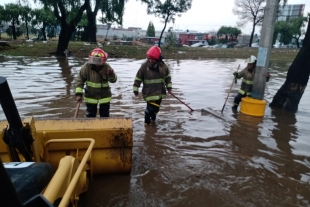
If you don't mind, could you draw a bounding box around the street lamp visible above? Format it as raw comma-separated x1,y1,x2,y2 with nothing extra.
105,22,112,41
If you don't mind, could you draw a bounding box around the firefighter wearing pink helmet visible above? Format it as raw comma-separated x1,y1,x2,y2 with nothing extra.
133,46,172,125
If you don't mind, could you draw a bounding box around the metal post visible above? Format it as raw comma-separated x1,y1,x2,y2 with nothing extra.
251,0,278,100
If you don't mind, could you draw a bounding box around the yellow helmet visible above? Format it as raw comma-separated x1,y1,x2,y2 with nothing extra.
88,48,108,65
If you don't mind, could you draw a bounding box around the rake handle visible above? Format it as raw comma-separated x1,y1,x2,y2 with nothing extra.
74,102,81,118
169,92,194,111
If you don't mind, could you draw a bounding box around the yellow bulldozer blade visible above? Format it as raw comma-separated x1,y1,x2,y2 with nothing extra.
0,117,133,175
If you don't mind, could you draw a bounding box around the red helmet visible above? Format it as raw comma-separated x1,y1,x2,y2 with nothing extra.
146,46,161,60
89,48,108,65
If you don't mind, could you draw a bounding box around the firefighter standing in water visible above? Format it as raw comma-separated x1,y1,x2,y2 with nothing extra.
75,48,117,117
133,46,172,125
232,55,270,109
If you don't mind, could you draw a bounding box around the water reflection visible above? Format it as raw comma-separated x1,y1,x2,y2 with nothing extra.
0,56,309,206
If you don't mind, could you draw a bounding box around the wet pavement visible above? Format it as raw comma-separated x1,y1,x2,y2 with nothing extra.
0,56,309,206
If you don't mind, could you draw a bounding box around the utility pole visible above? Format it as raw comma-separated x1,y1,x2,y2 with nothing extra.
251,0,278,100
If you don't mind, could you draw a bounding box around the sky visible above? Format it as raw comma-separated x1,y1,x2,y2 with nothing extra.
1,0,309,35
121,0,310,34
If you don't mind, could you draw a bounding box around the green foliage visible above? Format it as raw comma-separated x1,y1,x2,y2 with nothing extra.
3,3,22,40
121,34,127,41
275,21,293,44
165,27,177,47
47,27,56,39
217,26,241,43
5,27,12,38
98,0,126,26
142,0,192,47
274,16,308,46
146,21,155,37
113,35,118,40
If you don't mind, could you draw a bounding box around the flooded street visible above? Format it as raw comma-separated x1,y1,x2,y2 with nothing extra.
0,56,310,206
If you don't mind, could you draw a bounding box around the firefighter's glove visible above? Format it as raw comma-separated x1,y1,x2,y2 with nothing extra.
76,95,82,103
134,91,138,96
233,72,238,78
167,89,172,94
108,68,114,76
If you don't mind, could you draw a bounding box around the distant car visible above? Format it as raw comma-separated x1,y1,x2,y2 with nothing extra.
273,43,281,48
234,44,248,48
190,42,204,47
154,40,165,46
251,42,259,47
210,44,222,48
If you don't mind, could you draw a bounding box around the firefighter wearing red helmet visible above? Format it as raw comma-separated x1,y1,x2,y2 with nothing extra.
75,48,117,117
133,46,172,125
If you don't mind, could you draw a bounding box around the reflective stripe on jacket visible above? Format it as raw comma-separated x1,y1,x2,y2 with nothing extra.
236,67,255,96
133,60,172,101
75,63,117,104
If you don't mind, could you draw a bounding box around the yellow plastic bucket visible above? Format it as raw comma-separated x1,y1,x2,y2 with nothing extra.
240,97,267,117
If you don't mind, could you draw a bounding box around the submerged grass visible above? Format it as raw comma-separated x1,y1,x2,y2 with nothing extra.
0,40,299,61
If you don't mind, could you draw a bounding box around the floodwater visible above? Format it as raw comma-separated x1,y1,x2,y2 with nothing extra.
0,55,310,207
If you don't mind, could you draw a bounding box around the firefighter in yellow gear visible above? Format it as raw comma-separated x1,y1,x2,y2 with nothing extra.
75,48,117,117
232,55,270,109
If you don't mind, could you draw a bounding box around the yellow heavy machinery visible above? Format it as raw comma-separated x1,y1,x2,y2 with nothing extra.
0,76,133,207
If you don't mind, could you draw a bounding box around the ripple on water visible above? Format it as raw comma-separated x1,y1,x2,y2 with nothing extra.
0,56,310,206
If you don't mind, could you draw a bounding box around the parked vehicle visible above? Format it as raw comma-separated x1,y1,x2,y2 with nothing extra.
210,44,222,48
251,42,259,47
190,41,208,47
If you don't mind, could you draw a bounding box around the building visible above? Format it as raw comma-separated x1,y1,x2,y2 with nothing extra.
96,24,168,41
277,4,305,22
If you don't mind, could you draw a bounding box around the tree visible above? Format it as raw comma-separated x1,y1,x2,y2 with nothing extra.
233,0,265,47
270,15,310,112
274,21,293,45
217,26,241,43
36,0,88,56
3,3,21,40
206,30,217,45
76,13,88,41
290,16,308,48
87,0,126,43
31,8,57,41
0,5,4,39
19,5,32,40
146,21,155,37
165,27,177,48
142,0,192,48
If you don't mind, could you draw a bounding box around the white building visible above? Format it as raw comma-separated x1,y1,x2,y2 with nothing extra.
96,24,168,40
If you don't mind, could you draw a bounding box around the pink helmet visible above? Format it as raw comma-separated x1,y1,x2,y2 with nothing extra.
146,46,161,60
88,48,108,65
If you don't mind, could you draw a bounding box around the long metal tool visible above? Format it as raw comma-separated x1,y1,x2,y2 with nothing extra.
221,64,240,113
0,76,33,162
169,92,194,111
74,102,81,118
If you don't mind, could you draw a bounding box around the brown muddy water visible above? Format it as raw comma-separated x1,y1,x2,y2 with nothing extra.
0,56,310,207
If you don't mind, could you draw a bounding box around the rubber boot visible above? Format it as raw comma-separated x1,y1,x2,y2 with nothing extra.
145,113,151,125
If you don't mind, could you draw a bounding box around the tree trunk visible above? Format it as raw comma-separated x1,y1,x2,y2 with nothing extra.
25,21,29,40
86,11,97,43
158,15,169,48
41,24,47,41
11,24,17,40
56,21,75,56
269,20,310,112
249,22,256,47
